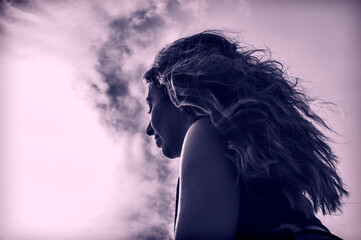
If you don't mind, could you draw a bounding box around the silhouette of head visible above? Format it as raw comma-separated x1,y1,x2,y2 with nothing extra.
144,30,348,216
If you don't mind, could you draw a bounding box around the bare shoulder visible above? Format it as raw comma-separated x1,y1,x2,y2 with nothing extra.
176,117,240,239
181,117,226,162
180,117,237,195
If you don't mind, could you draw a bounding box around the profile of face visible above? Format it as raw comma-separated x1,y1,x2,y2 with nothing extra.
146,86,194,159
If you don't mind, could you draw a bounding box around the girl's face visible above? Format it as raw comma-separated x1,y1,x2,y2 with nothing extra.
146,86,193,159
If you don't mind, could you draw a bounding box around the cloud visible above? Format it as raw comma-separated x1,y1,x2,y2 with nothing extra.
91,3,178,234
93,6,166,133
1,0,181,239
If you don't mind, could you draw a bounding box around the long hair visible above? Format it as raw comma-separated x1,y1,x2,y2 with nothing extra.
144,30,348,216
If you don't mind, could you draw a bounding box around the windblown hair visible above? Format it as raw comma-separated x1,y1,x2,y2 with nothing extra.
144,30,348,216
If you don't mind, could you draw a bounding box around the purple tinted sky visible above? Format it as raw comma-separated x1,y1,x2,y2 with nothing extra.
1,0,360,239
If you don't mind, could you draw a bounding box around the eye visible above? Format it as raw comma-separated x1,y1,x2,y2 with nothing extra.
147,104,152,114
146,99,152,114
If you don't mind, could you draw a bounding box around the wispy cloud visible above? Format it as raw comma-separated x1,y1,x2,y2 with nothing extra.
1,0,180,239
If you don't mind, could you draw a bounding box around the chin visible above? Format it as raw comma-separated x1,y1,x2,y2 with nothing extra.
161,146,179,159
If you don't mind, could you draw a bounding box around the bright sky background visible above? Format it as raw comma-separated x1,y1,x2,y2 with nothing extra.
1,0,360,239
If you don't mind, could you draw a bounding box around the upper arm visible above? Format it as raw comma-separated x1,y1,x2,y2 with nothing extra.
175,118,241,240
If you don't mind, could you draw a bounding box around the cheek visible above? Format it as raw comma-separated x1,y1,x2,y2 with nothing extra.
150,107,164,134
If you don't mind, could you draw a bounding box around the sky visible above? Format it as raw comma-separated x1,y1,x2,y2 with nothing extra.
1,0,360,239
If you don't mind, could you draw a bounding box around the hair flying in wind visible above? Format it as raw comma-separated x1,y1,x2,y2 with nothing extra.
144,30,348,216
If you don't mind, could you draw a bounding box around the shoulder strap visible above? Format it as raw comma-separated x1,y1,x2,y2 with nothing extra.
174,177,180,232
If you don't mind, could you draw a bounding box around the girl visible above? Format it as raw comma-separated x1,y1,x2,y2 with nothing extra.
144,31,347,240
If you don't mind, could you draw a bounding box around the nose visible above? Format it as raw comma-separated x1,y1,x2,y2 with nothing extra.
146,122,154,136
